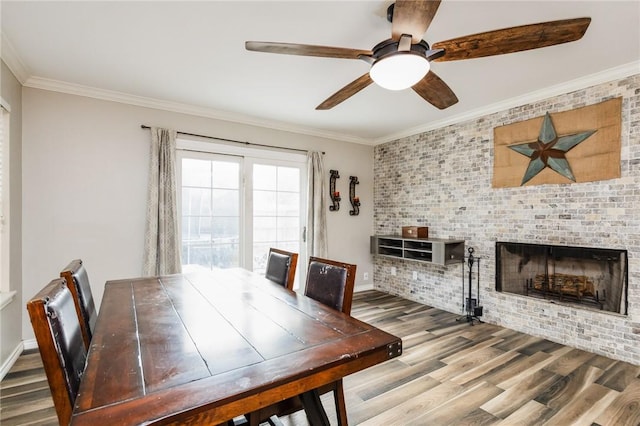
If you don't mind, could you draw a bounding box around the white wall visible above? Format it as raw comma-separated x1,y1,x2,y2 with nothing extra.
21,87,374,341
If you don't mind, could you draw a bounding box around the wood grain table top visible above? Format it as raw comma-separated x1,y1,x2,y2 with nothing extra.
71,268,402,425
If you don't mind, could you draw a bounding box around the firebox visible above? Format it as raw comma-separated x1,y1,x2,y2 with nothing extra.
496,242,628,315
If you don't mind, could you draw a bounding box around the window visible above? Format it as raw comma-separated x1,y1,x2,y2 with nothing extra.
251,162,302,274
181,154,241,269
177,139,307,284
0,100,14,309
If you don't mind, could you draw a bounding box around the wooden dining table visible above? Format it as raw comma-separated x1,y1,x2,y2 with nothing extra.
71,268,402,425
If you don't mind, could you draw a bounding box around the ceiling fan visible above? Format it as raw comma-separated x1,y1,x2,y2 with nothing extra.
245,0,591,111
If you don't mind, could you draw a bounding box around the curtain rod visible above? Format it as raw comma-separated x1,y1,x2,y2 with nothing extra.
140,125,324,155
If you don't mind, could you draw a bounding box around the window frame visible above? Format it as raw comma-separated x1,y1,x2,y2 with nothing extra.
0,98,15,309
176,137,307,279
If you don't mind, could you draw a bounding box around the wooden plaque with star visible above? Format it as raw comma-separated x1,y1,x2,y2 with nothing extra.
492,97,621,188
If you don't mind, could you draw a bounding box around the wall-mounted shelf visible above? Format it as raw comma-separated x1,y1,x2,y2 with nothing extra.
371,235,465,266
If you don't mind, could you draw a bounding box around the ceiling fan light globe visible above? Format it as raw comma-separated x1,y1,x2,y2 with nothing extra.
370,53,430,91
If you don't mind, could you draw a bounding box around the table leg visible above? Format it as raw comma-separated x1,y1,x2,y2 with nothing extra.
299,389,330,426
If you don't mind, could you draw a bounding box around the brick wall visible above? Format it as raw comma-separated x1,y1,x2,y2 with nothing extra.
373,74,640,365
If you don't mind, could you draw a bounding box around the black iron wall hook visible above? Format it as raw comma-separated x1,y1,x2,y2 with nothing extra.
329,170,340,211
349,176,360,216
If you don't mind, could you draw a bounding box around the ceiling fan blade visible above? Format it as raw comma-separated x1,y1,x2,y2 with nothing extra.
316,74,373,110
246,41,372,59
392,0,442,44
412,71,458,110
432,17,591,62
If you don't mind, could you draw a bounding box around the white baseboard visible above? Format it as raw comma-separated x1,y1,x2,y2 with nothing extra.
355,283,374,292
0,341,24,381
23,339,38,350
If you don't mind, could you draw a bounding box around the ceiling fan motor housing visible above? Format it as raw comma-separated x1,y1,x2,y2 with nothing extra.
386,3,395,23
371,38,442,63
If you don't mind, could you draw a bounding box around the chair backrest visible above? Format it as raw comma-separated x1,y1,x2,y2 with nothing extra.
26,278,87,426
304,256,357,315
61,259,97,350
265,248,298,290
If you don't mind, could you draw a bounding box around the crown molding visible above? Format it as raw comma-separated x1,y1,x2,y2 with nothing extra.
15,59,640,147
23,76,373,145
0,32,30,84
374,61,640,145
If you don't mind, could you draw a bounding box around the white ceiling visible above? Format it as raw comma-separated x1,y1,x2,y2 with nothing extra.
2,1,639,145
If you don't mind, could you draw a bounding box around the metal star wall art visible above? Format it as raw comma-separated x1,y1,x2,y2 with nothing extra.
508,112,596,185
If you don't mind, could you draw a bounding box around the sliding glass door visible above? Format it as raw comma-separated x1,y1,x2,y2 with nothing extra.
178,146,306,283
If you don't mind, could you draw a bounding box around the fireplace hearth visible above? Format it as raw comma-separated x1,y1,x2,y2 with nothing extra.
496,242,628,315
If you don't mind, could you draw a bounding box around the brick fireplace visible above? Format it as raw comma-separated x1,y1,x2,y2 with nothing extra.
373,72,640,365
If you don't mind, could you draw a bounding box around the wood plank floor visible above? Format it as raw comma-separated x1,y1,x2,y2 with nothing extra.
2,290,639,425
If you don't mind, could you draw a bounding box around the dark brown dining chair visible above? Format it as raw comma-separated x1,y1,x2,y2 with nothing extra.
264,248,298,290
246,256,357,426
304,256,356,315
26,278,87,426
61,259,97,350
301,256,356,425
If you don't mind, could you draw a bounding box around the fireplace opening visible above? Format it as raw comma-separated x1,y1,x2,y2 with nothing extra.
496,242,628,315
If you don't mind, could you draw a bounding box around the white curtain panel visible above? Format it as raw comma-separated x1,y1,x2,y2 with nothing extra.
143,127,182,276
306,151,328,258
